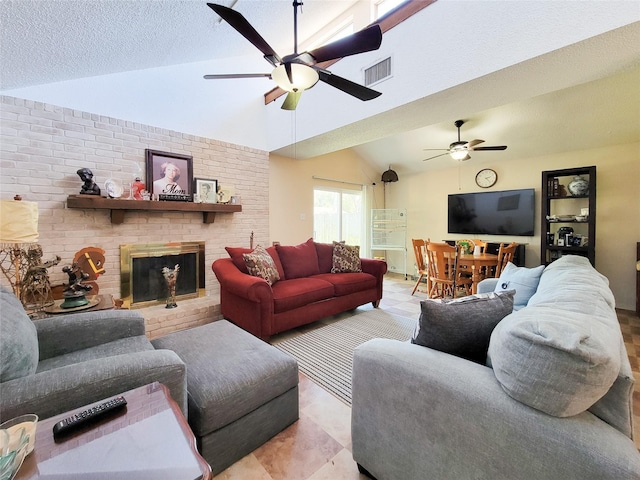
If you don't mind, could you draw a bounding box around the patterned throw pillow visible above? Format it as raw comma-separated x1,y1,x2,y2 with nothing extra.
331,242,362,273
243,245,280,286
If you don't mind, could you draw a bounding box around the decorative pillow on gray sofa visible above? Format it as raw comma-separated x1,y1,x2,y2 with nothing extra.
493,262,544,310
411,290,515,363
0,286,39,382
489,256,622,417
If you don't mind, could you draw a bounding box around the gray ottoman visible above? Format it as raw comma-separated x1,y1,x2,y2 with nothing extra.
151,320,299,475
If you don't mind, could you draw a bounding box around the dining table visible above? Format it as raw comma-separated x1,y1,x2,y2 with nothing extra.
457,253,499,294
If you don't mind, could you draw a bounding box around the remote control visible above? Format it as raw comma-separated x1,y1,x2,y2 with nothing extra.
52,395,127,440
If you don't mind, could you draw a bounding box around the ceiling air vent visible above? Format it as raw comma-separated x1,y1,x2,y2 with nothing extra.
364,56,392,87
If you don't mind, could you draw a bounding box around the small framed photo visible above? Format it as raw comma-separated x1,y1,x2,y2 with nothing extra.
145,149,193,199
193,178,218,204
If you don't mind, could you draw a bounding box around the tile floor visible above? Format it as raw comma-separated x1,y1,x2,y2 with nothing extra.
213,273,640,479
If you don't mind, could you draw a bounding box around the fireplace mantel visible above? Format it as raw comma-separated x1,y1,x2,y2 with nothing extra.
67,195,242,224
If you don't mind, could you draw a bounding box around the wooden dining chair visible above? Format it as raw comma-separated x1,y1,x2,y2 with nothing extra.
470,239,488,253
469,238,490,279
411,238,430,295
494,242,518,277
425,242,472,299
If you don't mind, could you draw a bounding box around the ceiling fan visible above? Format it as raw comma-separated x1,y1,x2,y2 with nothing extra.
423,120,507,162
204,2,383,110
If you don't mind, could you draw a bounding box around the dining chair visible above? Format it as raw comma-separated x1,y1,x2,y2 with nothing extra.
470,239,488,253
470,238,490,278
411,238,429,295
425,242,472,299
494,242,518,277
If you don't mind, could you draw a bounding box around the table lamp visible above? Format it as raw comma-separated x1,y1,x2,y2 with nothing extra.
0,196,40,307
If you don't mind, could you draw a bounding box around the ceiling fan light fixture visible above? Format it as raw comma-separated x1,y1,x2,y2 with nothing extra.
449,143,469,161
271,64,319,92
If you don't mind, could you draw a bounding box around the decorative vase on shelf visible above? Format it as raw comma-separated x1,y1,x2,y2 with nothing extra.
567,175,589,196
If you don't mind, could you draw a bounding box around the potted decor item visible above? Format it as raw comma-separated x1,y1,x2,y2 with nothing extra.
567,175,589,196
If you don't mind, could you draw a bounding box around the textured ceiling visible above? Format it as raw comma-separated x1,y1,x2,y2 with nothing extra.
0,0,358,90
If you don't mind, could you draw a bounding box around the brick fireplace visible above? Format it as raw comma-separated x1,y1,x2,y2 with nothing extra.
0,95,270,338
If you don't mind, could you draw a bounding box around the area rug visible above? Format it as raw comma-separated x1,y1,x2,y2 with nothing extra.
271,309,416,405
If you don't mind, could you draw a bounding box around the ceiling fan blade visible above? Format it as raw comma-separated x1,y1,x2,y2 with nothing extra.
281,91,302,110
203,73,271,79
207,3,281,66
473,145,507,151
467,139,484,148
423,148,449,151
307,24,382,63
423,152,451,162
317,71,381,101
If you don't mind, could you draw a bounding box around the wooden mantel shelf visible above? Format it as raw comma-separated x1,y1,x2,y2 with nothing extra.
67,195,242,224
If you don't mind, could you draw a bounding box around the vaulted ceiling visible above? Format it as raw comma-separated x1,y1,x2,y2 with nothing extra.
2,1,639,176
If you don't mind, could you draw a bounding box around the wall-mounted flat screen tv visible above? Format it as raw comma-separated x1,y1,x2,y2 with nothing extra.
448,188,535,236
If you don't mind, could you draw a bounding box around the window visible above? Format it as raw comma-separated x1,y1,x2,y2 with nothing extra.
304,21,354,52
375,0,408,19
313,188,363,245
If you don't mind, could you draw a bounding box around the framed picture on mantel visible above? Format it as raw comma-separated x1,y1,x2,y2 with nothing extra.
145,149,193,200
193,178,218,204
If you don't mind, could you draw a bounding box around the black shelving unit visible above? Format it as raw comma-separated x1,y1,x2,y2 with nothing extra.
541,166,596,266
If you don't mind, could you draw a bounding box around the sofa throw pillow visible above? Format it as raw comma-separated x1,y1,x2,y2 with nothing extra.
243,245,280,286
276,238,320,279
226,246,285,279
0,285,39,382
331,242,362,273
494,262,544,310
314,242,337,273
411,290,515,363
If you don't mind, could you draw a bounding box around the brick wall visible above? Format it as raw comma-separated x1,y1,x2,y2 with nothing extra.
0,95,269,337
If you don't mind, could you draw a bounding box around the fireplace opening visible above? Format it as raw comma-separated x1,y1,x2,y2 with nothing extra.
120,242,205,309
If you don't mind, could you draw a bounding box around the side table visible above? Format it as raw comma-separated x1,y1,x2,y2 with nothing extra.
15,382,212,480
27,294,115,320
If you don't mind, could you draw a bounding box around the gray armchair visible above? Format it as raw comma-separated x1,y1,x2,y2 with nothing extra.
0,286,187,422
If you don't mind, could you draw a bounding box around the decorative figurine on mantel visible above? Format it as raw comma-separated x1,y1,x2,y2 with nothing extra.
60,262,93,308
162,264,180,309
77,167,101,196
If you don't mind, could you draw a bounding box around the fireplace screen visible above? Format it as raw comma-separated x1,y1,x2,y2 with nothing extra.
120,242,205,308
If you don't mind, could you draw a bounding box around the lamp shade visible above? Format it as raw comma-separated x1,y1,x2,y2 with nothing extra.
271,64,319,92
0,200,39,244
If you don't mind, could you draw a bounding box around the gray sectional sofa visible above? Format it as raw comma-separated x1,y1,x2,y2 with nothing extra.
351,256,640,479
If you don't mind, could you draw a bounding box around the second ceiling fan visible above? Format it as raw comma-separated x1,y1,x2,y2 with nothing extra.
205,2,383,110
423,120,507,162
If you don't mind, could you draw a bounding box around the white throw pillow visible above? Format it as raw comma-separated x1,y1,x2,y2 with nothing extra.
494,262,544,310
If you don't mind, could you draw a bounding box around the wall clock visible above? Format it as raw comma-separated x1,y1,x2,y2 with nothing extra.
475,168,498,188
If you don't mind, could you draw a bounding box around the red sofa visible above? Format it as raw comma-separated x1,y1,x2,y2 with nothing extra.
212,239,387,340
